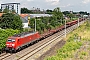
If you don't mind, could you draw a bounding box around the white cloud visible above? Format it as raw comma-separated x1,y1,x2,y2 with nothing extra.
82,0,90,4
0,1,2,3
13,0,23,3
46,0,59,2
51,1,59,5
27,0,33,2
0,1,2,7
61,4,71,8
46,0,60,5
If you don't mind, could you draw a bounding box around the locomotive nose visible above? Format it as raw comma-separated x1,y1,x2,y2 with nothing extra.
6,42,15,51
6,43,15,47
6,39,16,47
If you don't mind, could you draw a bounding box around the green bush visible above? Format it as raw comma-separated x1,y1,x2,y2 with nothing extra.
0,29,20,49
0,13,23,31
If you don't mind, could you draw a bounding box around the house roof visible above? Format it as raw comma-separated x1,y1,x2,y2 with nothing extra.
29,14,52,18
20,14,52,18
20,14,29,18
19,14,29,23
20,17,28,23
0,13,3,17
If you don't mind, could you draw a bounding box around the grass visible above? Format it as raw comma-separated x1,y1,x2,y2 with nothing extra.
45,20,90,60
66,20,90,41
81,51,87,56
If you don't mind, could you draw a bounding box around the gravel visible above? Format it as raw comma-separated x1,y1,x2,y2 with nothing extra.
37,40,66,60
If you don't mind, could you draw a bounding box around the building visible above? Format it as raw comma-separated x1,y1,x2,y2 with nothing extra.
1,3,20,14
20,14,52,28
20,14,30,28
29,14,52,18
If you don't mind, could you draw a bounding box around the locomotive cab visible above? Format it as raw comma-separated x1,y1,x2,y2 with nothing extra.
5,38,17,51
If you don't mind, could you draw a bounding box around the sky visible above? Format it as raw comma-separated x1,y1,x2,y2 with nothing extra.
0,0,90,12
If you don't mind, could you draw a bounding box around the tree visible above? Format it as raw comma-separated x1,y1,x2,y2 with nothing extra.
62,11,70,15
46,9,53,14
21,8,32,13
79,11,88,15
29,18,35,29
0,13,23,30
3,8,10,13
51,7,63,26
12,10,16,13
66,14,75,20
53,7,63,20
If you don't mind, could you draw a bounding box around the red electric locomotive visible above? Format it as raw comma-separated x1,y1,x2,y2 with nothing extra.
6,31,40,52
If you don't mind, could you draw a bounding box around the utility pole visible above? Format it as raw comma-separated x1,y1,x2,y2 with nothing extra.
65,19,66,38
61,18,63,24
78,18,79,27
35,18,36,32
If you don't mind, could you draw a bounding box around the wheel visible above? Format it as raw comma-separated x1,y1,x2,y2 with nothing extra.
14,50,17,53
17,47,21,52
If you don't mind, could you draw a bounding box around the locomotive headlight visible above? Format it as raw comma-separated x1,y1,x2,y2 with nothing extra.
6,44,9,45
12,44,15,46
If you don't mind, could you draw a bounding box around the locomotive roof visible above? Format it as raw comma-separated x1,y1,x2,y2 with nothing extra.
13,31,37,37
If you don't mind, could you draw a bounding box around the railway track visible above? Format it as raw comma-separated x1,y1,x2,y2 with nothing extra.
0,53,11,60
0,52,6,57
0,20,85,60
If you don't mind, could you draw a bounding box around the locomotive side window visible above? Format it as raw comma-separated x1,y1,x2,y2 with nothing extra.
8,39,15,42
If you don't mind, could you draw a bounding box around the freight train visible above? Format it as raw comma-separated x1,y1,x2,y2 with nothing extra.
5,18,86,52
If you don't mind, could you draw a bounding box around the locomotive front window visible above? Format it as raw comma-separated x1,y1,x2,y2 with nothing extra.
8,39,15,42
